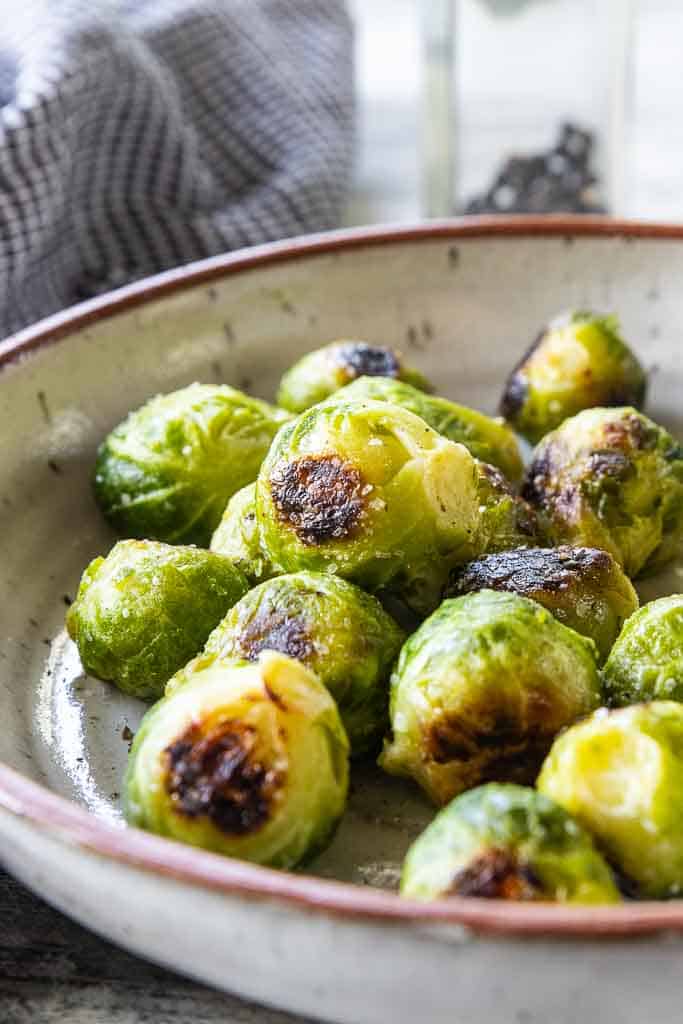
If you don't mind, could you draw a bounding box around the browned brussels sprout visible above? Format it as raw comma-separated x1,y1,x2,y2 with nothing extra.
277,342,432,413
379,590,601,805
198,571,405,756
501,311,647,444
447,546,638,662
401,783,620,903
125,651,349,867
522,407,683,578
256,397,483,618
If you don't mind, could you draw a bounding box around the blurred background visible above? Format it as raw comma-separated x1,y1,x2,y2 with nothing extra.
347,0,681,225
2,0,682,334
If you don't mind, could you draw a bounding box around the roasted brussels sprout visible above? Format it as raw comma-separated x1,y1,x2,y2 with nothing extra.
475,461,539,554
210,483,279,584
66,540,249,699
256,397,482,617
198,572,405,755
379,590,601,805
538,702,683,898
338,376,523,482
401,783,620,903
522,407,683,578
94,383,290,546
276,342,431,413
125,651,349,867
603,595,683,706
501,311,647,444
447,546,638,662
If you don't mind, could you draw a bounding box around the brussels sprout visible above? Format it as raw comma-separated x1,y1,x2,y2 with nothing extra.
94,383,290,546
538,702,683,898
522,407,683,578
379,590,601,805
193,571,405,755
125,651,349,867
338,376,524,482
447,546,638,662
501,311,647,444
66,540,249,699
256,397,483,618
475,461,539,554
210,483,280,584
401,783,620,903
276,342,431,414
603,595,683,706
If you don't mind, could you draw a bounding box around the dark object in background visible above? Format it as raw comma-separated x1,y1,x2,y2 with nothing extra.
463,122,606,216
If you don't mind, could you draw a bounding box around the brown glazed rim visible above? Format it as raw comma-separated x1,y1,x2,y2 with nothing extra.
3,215,683,939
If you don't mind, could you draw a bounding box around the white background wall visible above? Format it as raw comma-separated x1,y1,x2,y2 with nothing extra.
346,0,683,224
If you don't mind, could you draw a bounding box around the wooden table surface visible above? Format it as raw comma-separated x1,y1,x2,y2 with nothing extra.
0,871,311,1024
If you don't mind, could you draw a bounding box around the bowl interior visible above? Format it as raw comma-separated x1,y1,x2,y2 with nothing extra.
2,228,683,890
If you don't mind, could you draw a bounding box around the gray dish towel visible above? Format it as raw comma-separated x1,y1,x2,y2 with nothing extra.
0,0,354,336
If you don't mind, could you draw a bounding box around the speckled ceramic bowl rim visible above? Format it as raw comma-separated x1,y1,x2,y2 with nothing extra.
4,215,683,939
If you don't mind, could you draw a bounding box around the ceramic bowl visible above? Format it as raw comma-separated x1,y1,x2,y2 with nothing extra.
2,218,683,1024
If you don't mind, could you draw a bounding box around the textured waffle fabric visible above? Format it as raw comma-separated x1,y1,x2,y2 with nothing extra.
0,0,354,334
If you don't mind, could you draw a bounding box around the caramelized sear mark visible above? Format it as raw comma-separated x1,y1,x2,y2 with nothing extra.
523,445,584,529
428,714,540,762
521,446,557,508
478,740,551,787
165,720,282,835
448,545,612,600
270,454,366,545
428,718,480,764
499,372,528,420
337,343,400,381
237,608,314,665
426,709,554,785
499,329,545,420
449,847,543,900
